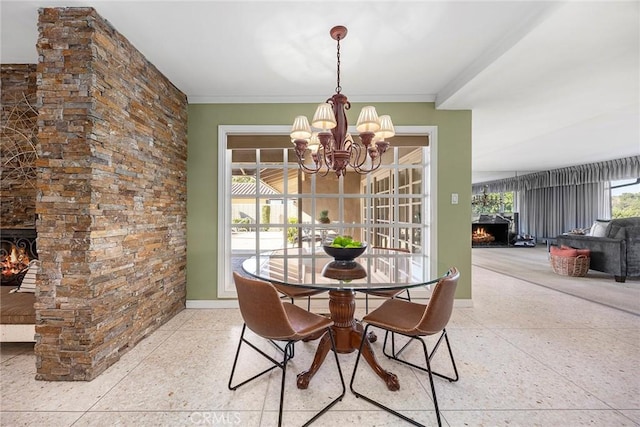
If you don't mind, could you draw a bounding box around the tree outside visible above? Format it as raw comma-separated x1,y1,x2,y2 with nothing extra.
472,191,514,215
612,192,640,218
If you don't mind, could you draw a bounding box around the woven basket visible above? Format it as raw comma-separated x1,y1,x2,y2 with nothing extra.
550,254,590,277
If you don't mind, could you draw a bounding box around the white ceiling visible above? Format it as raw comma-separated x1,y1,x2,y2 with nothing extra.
1,0,638,183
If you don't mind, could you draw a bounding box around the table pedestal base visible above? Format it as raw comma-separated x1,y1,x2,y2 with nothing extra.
296,290,399,391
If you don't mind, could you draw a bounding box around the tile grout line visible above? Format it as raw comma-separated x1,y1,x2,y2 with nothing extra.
69,311,197,425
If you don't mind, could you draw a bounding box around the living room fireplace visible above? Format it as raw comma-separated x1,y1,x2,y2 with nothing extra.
1,228,37,286
472,215,510,247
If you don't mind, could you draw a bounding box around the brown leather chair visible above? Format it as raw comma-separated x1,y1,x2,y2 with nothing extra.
361,247,412,313
273,283,325,311
349,268,460,427
228,272,345,426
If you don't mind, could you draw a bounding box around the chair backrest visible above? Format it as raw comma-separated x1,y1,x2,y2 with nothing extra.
373,247,411,283
416,267,459,335
233,272,297,340
372,246,409,253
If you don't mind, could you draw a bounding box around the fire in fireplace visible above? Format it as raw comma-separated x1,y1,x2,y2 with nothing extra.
471,215,510,247
1,244,30,285
472,227,495,244
0,229,38,286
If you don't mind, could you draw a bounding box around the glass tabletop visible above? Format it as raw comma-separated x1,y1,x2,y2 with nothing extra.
241,247,443,291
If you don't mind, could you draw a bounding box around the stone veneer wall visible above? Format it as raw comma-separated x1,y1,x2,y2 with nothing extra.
35,7,187,380
1,64,38,228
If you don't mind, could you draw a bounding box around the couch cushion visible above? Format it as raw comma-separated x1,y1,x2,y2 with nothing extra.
15,260,38,293
590,220,610,237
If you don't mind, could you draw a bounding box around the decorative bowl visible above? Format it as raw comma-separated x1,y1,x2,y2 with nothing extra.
322,243,367,261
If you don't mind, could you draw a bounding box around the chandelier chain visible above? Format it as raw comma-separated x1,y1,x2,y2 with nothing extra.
335,36,342,94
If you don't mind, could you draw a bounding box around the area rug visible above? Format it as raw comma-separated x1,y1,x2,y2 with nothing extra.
472,245,640,315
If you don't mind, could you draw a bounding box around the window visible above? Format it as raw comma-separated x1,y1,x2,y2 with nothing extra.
471,188,514,215
610,178,640,218
218,126,436,298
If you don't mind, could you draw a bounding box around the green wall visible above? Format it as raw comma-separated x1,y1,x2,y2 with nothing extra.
186,102,472,300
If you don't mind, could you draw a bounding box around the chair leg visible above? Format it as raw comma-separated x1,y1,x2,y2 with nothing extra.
350,324,426,426
382,328,459,383
302,327,346,426
228,324,283,391
384,330,412,358
420,335,443,427
277,341,295,426
352,325,458,426
229,325,344,426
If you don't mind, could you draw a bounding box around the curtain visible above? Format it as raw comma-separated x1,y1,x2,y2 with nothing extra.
473,155,640,194
473,156,636,238
519,182,608,238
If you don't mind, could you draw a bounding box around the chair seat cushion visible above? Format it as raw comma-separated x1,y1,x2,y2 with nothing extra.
361,289,405,298
363,298,427,335
283,303,333,339
274,283,325,299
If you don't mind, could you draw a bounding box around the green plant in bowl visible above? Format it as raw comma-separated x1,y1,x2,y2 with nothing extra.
323,236,367,261
329,235,363,248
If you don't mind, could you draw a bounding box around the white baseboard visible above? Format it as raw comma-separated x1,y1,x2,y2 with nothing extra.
186,300,239,309
0,324,36,342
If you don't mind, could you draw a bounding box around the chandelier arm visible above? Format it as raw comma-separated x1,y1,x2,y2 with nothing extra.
294,152,321,175
351,157,384,174
319,148,330,172
347,142,368,170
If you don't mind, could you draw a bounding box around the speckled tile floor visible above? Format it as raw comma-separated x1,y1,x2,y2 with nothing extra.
1,265,639,426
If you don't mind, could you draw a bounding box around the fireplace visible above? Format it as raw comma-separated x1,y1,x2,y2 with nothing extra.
472,216,510,248
1,228,37,286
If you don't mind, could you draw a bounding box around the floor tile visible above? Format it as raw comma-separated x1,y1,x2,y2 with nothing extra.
75,410,262,426
494,327,640,408
444,409,638,426
0,411,83,427
2,260,639,426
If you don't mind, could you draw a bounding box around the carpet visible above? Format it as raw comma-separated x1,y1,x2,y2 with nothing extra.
472,245,640,316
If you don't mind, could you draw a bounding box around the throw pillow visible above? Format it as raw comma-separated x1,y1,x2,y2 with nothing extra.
550,246,578,257
562,245,591,257
589,220,610,237
576,248,591,257
16,260,39,293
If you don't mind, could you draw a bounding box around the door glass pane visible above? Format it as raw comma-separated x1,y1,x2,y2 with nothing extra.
225,139,431,296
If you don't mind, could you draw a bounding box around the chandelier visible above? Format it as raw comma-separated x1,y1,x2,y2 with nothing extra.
290,26,395,177
472,186,504,211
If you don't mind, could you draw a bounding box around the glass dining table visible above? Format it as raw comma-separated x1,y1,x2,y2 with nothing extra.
241,246,443,391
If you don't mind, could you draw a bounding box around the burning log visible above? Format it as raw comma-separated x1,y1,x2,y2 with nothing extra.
1,244,30,285
472,227,495,243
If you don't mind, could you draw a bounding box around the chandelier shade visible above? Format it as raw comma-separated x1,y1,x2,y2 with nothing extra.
291,26,394,177
376,115,395,140
312,103,338,130
355,106,381,133
291,116,312,140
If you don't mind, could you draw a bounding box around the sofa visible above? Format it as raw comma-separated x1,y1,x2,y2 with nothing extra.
556,217,640,282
